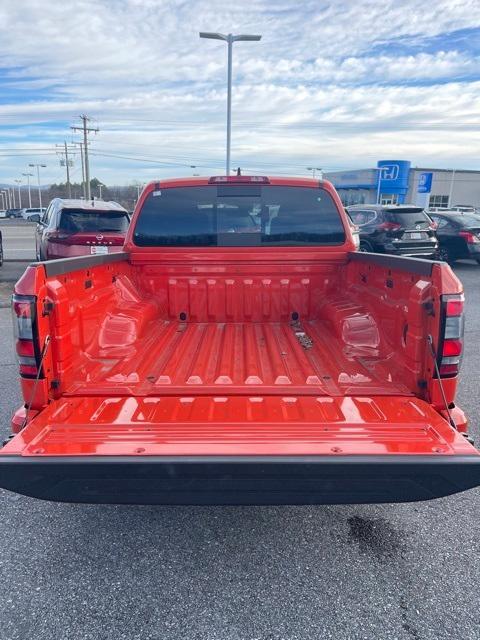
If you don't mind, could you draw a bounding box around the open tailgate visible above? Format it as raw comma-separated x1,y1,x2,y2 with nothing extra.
1,395,479,504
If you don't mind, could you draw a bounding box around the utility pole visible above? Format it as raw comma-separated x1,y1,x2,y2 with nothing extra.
71,115,99,200
14,179,22,208
72,142,86,198
22,172,33,207
56,142,73,198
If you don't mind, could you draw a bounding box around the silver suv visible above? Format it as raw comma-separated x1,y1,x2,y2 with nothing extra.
21,207,47,222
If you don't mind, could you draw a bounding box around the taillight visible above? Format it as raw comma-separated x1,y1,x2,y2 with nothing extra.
46,232,124,246
12,294,42,378
429,221,438,230
378,221,401,231
437,294,465,377
45,231,70,244
459,231,480,244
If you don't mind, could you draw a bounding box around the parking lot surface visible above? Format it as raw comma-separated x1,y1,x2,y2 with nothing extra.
0,256,479,640
0,220,36,260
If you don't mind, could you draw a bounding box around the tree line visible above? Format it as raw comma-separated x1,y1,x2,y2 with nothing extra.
13,178,143,212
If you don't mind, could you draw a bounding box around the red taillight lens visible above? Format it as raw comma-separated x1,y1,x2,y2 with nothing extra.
459,231,480,244
439,363,459,376
429,221,438,230
45,231,70,244
378,221,401,231
48,232,125,246
437,294,465,378
442,339,463,357
16,339,35,357
446,297,464,316
12,294,40,378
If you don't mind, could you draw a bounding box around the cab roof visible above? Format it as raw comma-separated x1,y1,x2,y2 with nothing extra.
143,176,330,189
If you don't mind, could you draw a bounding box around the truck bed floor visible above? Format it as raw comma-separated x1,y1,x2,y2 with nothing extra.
67,321,410,396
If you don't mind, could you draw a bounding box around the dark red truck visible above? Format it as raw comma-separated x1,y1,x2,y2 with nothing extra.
1,176,479,504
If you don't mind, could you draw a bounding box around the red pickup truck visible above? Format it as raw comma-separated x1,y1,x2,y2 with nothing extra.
1,176,479,504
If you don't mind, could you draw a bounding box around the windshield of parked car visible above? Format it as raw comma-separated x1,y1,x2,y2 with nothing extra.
59,209,130,233
133,185,346,246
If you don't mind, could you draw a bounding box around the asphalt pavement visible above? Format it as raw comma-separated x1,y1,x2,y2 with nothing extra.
0,260,479,640
0,219,37,260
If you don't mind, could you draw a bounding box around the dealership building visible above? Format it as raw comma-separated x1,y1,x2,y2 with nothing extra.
324,160,480,209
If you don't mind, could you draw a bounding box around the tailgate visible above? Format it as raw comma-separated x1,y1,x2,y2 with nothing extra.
1,395,479,504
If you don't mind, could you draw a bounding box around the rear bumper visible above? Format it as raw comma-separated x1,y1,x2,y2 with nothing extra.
1,455,479,505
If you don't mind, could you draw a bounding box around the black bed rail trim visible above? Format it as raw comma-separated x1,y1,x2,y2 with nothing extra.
30,252,129,277
348,251,442,276
1,454,479,505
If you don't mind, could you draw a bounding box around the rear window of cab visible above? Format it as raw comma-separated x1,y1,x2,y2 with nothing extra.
133,185,346,247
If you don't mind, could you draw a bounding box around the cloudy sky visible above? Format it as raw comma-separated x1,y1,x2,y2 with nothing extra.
0,0,479,186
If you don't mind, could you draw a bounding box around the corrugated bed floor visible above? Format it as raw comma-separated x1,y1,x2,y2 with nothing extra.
70,321,409,396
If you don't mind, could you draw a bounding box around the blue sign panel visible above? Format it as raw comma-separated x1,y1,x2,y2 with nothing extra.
417,172,433,193
377,160,411,204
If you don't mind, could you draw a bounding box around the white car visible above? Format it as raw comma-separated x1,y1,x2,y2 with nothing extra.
0,210,6,218
21,207,46,222
451,205,480,215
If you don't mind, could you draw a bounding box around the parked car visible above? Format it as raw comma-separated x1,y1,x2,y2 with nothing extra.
451,205,480,215
21,207,46,222
0,210,6,219
429,211,480,264
347,204,438,258
5,208,22,219
35,198,130,260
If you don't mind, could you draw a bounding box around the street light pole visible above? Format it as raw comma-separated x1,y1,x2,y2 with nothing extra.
98,183,105,199
29,163,47,208
22,172,33,208
200,32,261,175
306,167,323,179
14,179,22,208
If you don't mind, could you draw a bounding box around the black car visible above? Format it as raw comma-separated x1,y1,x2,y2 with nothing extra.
347,204,438,258
429,212,480,264
5,208,22,219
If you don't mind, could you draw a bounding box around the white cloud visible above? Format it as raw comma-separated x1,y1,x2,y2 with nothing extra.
0,0,479,183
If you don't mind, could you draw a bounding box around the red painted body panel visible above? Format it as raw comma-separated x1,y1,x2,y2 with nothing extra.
2,396,477,458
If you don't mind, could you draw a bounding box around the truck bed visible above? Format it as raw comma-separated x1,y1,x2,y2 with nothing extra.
66,319,410,397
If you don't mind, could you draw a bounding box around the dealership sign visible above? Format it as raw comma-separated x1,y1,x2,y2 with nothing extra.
417,172,433,193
